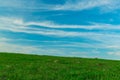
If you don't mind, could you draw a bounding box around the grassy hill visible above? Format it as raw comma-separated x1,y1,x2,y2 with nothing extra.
0,52,120,80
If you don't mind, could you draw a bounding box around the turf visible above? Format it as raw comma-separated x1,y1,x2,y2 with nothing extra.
0,52,120,80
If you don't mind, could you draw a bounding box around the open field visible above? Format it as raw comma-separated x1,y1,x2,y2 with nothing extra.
0,52,120,80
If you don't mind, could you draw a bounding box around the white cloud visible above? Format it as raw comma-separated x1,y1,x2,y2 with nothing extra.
26,21,120,30
0,37,90,56
52,0,120,12
0,37,65,55
1,16,120,57
0,0,56,10
0,0,120,11
0,42,40,54
54,0,113,10
108,52,120,56
1,17,120,38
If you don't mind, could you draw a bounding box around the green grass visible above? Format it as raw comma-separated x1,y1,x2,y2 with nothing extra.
0,52,120,80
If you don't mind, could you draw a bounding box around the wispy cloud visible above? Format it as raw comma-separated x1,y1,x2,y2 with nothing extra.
0,41,40,54
0,17,120,38
54,0,120,12
108,52,120,56
26,21,120,30
0,0,56,10
0,37,60,55
1,1,120,60
0,37,89,56
1,16,120,58
54,0,113,10
0,0,120,11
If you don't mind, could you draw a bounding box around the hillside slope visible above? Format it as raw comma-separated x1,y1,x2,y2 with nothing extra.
0,53,120,80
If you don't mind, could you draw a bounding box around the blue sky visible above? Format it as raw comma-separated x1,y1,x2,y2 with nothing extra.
0,0,120,60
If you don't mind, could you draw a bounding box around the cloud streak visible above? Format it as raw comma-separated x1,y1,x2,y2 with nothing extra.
1,17,120,38
0,0,120,60
54,0,113,10
0,0,120,11
0,17,120,41
0,16,120,59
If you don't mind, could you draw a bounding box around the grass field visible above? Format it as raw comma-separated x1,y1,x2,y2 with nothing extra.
0,52,120,80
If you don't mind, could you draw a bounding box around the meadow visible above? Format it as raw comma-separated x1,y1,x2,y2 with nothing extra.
0,52,120,80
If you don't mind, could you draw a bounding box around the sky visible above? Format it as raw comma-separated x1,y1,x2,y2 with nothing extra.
0,0,120,60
